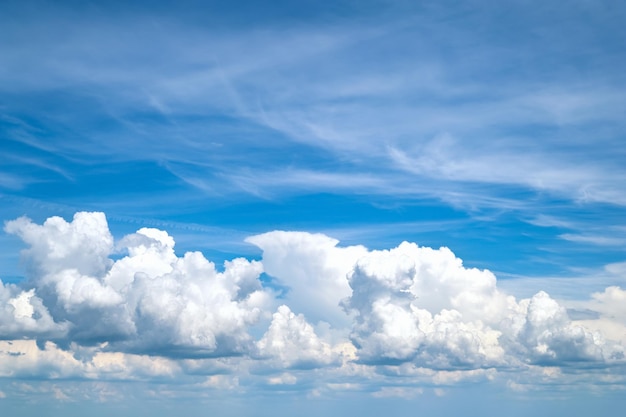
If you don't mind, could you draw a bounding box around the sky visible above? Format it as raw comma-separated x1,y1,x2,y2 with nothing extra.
1,0,626,415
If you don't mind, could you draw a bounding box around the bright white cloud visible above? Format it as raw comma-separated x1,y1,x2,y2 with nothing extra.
257,305,338,368
2,212,625,394
341,242,623,368
246,231,367,328
5,212,114,278
341,242,511,367
4,213,273,356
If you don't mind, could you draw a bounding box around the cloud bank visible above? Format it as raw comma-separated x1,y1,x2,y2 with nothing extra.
1,212,624,394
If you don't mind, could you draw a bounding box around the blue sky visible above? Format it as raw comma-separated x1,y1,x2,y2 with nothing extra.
1,0,626,415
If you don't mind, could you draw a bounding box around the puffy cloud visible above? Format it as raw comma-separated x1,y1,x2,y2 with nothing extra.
246,231,367,327
4,213,273,356
564,285,626,351
589,286,626,319
340,243,510,367
257,305,338,368
340,241,622,368
342,252,424,363
2,212,625,392
0,339,181,381
509,291,609,364
0,281,67,339
124,252,270,356
0,340,84,379
5,212,113,278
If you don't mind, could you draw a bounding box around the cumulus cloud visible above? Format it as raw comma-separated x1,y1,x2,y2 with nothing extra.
340,242,623,368
246,231,367,328
340,244,509,367
565,286,626,351
4,213,273,356
2,212,625,392
0,339,181,388
257,305,338,368
0,340,85,379
5,212,114,278
0,281,67,339
589,286,626,319
510,291,609,364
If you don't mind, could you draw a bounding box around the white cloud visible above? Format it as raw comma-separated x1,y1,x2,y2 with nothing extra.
0,339,183,382
605,261,626,276
341,242,511,367
267,372,297,385
559,233,626,246
388,133,626,206
565,286,626,350
122,251,269,356
199,374,240,390
4,212,114,278
510,291,610,364
2,212,625,392
257,305,337,368
0,340,84,379
4,213,273,356
339,241,622,368
246,231,367,328
0,281,67,339
87,350,180,380
590,286,626,319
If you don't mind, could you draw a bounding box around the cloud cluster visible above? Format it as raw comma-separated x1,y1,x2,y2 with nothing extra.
341,243,622,368
2,212,625,392
4,212,272,356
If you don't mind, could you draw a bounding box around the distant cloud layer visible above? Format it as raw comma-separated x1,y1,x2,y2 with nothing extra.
1,212,624,393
